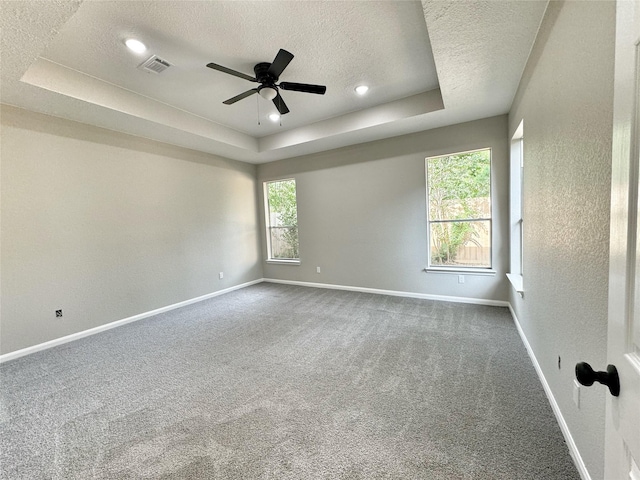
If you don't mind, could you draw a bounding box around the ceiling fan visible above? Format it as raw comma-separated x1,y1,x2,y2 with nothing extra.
206,49,327,115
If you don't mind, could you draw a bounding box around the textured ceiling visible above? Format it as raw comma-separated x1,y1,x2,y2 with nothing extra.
0,0,549,164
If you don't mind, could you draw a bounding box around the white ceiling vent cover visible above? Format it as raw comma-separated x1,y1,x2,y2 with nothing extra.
139,55,171,74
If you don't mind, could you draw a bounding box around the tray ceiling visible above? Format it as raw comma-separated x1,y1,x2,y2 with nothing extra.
1,0,549,163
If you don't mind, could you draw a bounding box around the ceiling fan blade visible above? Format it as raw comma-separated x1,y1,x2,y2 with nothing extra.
223,88,259,105
206,62,257,82
279,82,327,95
267,49,294,79
272,92,290,115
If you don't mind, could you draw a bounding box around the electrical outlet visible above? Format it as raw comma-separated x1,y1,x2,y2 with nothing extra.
458,275,465,284
219,272,224,279
573,379,581,408
316,266,321,274
55,310,63,318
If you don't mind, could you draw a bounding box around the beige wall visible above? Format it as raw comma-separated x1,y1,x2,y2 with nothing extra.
0,105,262,355
508,2,615,478
258,115,510,302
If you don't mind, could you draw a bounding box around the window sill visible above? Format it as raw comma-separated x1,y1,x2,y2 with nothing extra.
266,259,300,266
506,273,524,296
424,267,496,276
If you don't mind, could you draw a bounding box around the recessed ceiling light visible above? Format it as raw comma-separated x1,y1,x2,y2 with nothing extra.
268,113,280,122
355,85,369,95
125,38,147,54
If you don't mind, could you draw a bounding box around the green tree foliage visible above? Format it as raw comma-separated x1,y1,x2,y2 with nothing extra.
428,150,491,265
267,180,299,259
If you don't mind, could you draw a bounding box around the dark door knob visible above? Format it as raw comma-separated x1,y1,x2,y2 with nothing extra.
575,362,620,397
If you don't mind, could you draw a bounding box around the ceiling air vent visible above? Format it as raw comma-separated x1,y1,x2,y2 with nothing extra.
139,55,172,74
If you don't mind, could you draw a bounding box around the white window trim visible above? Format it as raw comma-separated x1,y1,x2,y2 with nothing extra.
266,259,301,266
425,147,493,271
506,273,523,293
425,267,496,276
264,178,300,264
508,121,524,296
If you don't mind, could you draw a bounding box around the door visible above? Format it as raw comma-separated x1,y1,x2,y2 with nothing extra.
606,1,640,479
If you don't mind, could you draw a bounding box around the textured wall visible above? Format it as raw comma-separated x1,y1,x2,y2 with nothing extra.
0,105,262,355
508,2,615,478
257,116,509,302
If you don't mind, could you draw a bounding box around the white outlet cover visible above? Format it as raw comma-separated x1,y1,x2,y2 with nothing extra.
219,272,224,279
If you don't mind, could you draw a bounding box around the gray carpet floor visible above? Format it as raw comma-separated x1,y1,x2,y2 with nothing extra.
1,283,579,479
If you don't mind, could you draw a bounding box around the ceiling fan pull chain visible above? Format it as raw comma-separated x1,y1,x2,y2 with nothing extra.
256,94,261,125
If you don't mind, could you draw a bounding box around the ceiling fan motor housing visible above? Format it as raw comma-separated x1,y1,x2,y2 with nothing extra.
254,62,277,85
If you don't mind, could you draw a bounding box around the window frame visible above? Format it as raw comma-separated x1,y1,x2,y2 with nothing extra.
425,148,494,274
507,121,524,294
263,178,300,265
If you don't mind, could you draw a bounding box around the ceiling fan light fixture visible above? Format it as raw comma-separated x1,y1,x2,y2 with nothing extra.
125,38,147,54
268,113,280,122
355,85,369,96
259,87,278,101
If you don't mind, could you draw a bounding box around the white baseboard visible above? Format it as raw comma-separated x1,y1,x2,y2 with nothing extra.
0,279,263,364
507,304,591,480
0,276,508,363
264,278,509,307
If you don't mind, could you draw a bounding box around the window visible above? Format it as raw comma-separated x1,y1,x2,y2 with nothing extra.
426,149,492,269
264,178,299,262
507,121,524,294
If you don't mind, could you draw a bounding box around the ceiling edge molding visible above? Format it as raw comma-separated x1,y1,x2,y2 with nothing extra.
259,89,444,152
21,57,258,152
